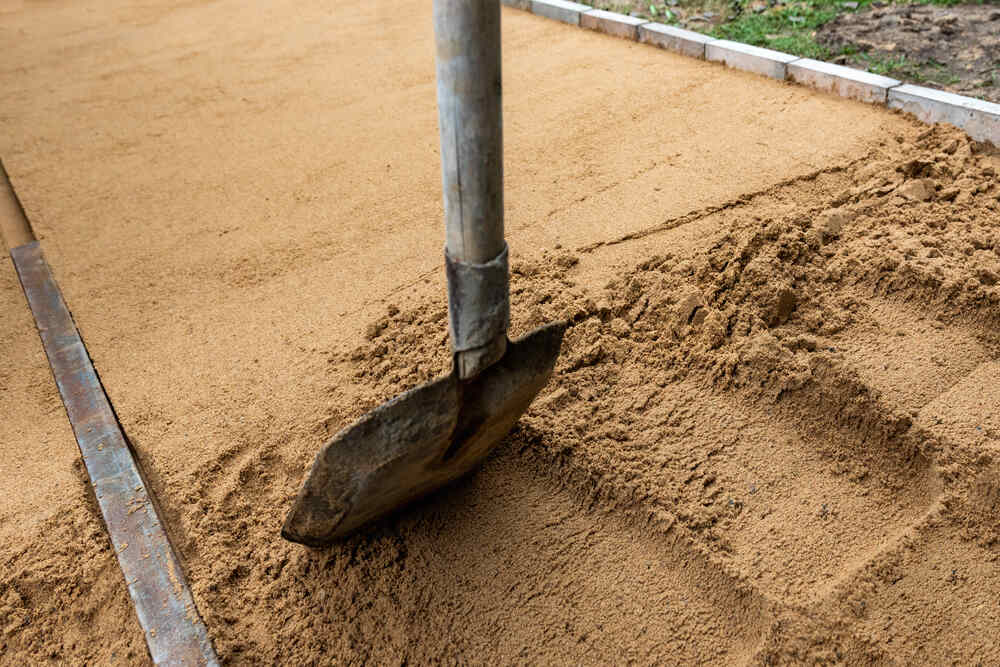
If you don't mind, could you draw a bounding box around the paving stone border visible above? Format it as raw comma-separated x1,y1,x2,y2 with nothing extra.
706,40,798,80
581,8,646,39
530,0,590,25
788,58,900,106
505,0,1000,146
888,85,1000,146
638,24,713,59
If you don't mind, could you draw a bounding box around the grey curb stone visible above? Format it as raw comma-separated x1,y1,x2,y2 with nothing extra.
888,84,1000,145
580,9,647,40
788,59,900,105
638,24,715,59
706,39,799,80
501,0,532,9
531,0,591,25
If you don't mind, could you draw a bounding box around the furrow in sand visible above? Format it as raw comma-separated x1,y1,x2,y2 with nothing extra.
395,454,772,666
917,361,1000,458
523,360,943,609
820,505,1000,665
576,152,873,255
832,293,998,416
187,420,775,664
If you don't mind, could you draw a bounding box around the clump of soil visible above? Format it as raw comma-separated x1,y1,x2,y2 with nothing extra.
819,3,1000,103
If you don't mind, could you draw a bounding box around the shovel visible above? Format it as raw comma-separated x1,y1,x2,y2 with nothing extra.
282,0,565,547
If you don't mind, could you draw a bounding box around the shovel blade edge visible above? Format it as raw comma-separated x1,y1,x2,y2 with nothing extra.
282,321,566,547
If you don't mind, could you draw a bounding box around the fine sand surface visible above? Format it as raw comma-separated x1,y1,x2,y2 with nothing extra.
2,0,1000,664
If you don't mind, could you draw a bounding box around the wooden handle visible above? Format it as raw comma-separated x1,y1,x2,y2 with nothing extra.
433,0,504,264
434,0,508,379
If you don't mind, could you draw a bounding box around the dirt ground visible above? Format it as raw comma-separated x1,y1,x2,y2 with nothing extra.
819,3,1000,103
2,0,999,664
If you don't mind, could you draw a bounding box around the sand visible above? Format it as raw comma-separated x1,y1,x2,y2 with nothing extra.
2,0,999,663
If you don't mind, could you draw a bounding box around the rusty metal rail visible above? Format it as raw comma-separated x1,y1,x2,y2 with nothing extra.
10,241,218,666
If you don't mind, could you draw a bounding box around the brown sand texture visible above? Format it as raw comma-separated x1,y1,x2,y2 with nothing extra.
2,0,1000,664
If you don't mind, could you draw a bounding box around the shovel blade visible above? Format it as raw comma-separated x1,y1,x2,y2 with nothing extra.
282,321,566,547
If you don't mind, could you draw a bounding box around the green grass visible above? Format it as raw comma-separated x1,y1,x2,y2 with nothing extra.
645,4,683,24
853,51,910,76
706,0,844,60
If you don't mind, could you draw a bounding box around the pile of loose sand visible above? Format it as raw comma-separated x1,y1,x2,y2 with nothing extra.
2,0,999,661
14,124,999,664
286,124,999,665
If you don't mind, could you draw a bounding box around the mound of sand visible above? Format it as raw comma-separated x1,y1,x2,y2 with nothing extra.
163,127,1000,662
4,117,1000,665
2,1,999,660
300,124,999,664
5,109,1000,663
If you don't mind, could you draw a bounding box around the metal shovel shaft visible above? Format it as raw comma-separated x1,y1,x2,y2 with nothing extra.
434,0,508,379
434,0,504,264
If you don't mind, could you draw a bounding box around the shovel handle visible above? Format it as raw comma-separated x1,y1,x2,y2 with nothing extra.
434,0,508,379
433,0,504,263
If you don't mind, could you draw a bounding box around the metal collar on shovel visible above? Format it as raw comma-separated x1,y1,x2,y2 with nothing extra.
282,0,565,547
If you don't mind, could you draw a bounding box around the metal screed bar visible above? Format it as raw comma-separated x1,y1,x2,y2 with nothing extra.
9,241,218,666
